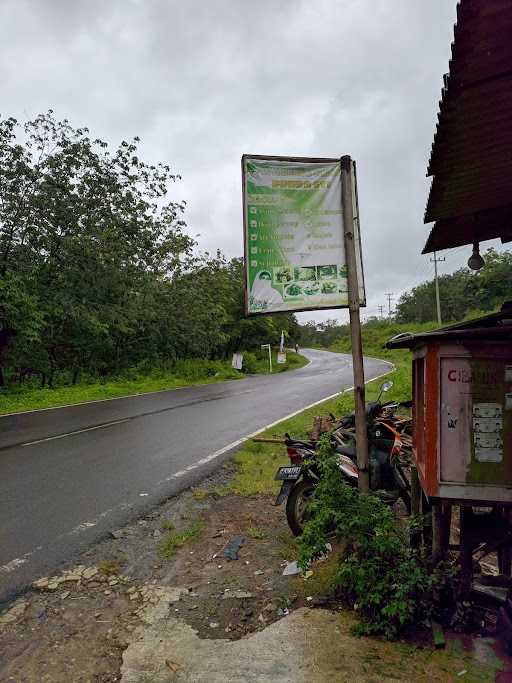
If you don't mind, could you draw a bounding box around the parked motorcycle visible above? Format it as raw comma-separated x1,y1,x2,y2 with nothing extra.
274,381,412,536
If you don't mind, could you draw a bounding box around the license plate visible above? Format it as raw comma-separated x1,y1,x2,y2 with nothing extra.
275,466,301,481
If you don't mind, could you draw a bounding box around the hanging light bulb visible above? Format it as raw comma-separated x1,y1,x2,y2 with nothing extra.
468,241,485,270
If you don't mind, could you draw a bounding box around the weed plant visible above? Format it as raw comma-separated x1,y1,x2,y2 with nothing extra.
158,520,205,559
298,436,443,639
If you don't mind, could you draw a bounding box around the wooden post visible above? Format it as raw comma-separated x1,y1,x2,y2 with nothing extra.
498,507,512,577
340,155,369,493
431,503,444,563
459,506,473,597
411,466,421,516
440,504,452,551
432,503,452,563
410,466,422,548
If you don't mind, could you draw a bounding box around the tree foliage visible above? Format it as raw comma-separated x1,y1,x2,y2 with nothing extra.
395,249,512,324
0,112,298,388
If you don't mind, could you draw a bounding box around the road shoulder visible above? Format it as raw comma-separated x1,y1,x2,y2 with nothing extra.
0,460,502,682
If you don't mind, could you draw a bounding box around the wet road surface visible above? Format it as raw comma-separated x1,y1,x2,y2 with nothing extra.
0,348,391,603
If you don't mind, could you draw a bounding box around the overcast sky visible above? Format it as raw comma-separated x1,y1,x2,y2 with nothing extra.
2,0,493,322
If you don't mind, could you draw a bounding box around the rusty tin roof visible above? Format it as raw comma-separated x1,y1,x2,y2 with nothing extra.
386,301,512,349
423,0,512,253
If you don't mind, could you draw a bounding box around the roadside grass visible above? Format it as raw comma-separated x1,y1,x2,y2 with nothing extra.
296,553,340,599
246,526,266,540
356,628,497,683
191,488,209,500
97,559,123,576
158,519,205,559
0,351,307,416
0,370,240,416
223,328,414,498
160,518,175,532
246,349,309,374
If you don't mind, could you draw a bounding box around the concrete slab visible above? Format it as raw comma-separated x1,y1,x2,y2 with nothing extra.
121,607,363,683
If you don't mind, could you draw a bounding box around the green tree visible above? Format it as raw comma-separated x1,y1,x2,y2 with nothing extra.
0,112,193,385
394,248,512,325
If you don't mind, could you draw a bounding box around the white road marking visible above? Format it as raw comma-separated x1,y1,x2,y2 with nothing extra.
21,418,130,447
155,363,396,486
0,552,33,574
71,521,97,533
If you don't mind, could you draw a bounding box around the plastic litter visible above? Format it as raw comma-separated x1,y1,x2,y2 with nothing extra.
282,561,301,576
223,535,245,560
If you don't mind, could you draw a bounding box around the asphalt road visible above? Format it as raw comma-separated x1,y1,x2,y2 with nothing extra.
0,349,391,604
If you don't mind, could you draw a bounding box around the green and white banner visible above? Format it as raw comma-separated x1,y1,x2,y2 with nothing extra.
242,155,365,315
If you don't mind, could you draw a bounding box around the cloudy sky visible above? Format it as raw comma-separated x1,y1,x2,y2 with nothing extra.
2,0,491,322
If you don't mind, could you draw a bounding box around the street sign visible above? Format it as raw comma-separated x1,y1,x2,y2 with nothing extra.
244,154,370,493
242,155,365,316
231,352,243,370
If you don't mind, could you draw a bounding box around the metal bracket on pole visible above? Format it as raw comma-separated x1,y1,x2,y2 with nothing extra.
340,155,369,493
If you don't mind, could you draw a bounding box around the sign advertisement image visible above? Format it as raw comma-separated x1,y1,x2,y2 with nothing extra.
242,155,365,315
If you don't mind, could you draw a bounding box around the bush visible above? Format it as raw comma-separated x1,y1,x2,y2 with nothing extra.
298,436,437,639
242,352,259,374
173,358,232,379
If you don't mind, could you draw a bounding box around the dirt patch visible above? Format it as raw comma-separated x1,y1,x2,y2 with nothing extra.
1,464,511,683
157,495,305,640
0,575,137,682
0,469,309,682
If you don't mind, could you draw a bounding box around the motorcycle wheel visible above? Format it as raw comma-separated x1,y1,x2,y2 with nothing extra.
286,479,316,537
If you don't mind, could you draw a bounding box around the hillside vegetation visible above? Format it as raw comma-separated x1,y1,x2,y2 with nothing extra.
395,248,512,323
329,320,438,409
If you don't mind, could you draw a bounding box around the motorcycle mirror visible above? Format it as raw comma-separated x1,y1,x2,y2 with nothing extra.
381,380,393,392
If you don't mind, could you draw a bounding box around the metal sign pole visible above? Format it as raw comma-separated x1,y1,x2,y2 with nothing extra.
340,156,369,493
261,343,272,373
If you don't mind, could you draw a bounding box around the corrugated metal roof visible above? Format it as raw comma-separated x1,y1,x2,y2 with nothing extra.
423,0,512,254
386,301,512,348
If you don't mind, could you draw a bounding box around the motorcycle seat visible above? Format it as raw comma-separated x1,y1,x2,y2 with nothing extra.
335,443,356,458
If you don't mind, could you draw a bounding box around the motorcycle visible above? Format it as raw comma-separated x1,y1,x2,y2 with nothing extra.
274,380,413,536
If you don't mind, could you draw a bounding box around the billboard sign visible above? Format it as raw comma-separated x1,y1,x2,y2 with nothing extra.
242,155,365,315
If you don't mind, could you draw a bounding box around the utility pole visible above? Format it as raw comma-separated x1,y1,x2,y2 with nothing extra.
384,292,394,316
430,252,445,326
378,304,384,318
340,156,369,494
